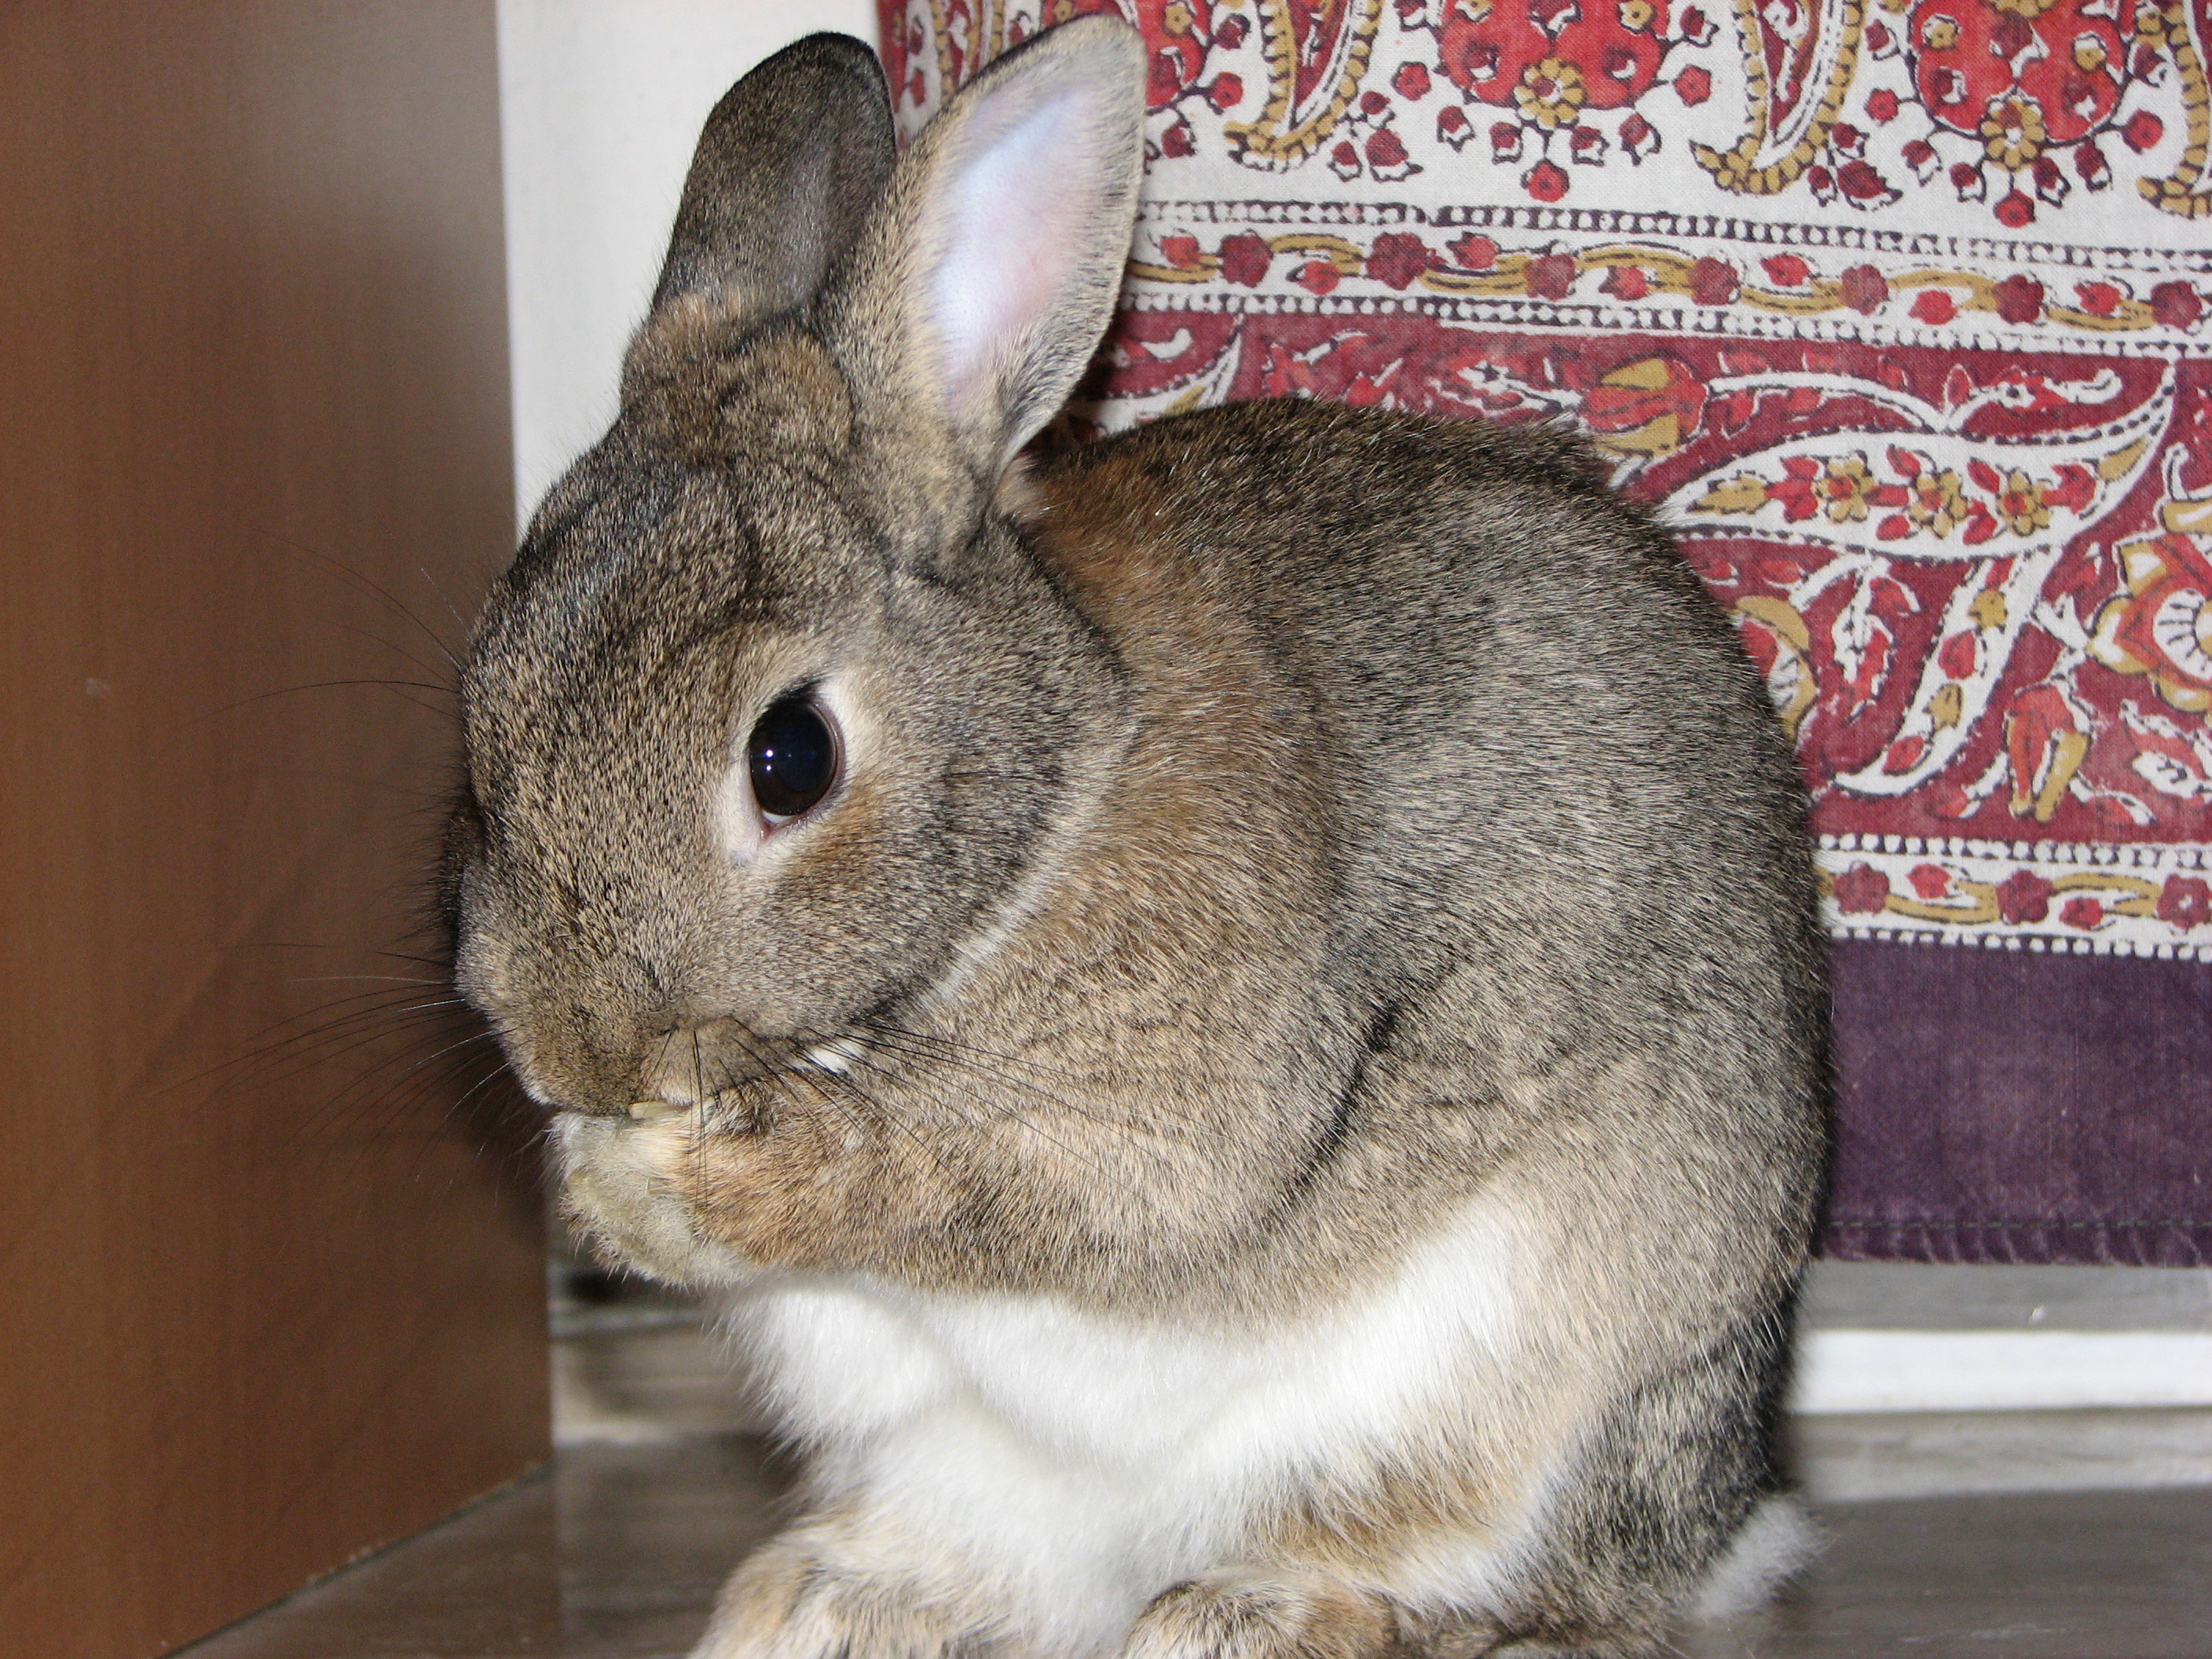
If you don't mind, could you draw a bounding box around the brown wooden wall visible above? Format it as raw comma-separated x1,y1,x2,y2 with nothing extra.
0,6,548,1655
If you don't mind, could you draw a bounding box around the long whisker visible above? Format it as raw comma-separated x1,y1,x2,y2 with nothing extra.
331,621,458,693
186,679,459,727
716,1023,876,1144
415,559,474,643
287,974,449,986
401,1045,537,1185
247,943,455,971
269,1015,494,1153
262,535,467,676
150,987,469,1101
827,1029,1150,1195
710,1023,967,1191
222,1007,482,1142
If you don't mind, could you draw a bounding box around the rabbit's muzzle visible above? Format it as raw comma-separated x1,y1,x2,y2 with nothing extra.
629,1019,843,1131
492,994,814,1125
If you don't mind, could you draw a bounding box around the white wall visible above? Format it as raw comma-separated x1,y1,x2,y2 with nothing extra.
497,0,880,526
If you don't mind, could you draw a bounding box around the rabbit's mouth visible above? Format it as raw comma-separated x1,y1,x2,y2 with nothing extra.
621,1090,759,1135
625,1033,870,1128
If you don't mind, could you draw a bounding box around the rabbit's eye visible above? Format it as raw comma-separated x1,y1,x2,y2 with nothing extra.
748,694,840,825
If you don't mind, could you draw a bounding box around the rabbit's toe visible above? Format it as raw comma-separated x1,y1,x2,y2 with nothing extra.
1122,1568,1396,1659
1481,1628,1662,1659
692,1532,955,1659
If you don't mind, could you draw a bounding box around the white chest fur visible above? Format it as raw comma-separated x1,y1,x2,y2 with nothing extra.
723,1198,1529,1654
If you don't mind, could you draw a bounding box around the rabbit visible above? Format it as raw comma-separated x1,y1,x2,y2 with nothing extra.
445,16,1829,1659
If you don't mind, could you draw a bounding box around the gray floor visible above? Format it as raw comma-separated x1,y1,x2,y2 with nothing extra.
179,1430,2212,1659
177,1436,781,1659
178,1262,2212,1658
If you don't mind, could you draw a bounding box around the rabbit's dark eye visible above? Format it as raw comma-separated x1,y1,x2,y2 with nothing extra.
748,694,840,824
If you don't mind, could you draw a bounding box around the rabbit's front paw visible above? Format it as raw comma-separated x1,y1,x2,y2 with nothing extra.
693,1533,958,1659
555,1110,753,1289
1122,1569,1396,1659
1482,1632,1663,1659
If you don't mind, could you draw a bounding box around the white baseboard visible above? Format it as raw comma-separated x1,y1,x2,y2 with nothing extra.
1793,1330,2212,1414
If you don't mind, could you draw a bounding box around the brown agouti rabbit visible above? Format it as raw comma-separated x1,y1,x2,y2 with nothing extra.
446,19,1829,1657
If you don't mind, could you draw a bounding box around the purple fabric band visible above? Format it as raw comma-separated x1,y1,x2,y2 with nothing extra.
1826,940,2212,1265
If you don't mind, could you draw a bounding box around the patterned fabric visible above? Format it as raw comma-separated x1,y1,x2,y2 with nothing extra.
880,0,2212,1262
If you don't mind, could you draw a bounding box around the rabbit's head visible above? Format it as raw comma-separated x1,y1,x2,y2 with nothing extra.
449,22,1148,1122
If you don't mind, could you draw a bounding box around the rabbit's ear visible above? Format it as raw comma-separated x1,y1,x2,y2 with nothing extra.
650,34,895,321
830,18,1147,478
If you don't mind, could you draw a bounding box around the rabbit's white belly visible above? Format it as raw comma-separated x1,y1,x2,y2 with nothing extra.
729,1194,1530,1653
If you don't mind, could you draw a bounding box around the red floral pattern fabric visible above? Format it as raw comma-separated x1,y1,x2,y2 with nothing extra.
881,0,2212,1261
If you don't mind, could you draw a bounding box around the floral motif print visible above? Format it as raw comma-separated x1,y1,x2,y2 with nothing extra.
890,0,2212,963
1816,835,2212,954
1901,0,2140,226
888,0,2212,218
1115,212,2207,345
2090,529,2212,713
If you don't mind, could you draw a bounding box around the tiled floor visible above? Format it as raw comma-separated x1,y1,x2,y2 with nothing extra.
177,1261,2212,1658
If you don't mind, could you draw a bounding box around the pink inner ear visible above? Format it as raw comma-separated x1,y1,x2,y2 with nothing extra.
928,90,1098,426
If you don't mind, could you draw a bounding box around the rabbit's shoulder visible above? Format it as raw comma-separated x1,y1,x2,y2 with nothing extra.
1031,399,1708,650
1029,400,1773,777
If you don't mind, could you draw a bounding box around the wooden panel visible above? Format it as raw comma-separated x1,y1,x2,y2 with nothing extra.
0,5,548,1656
